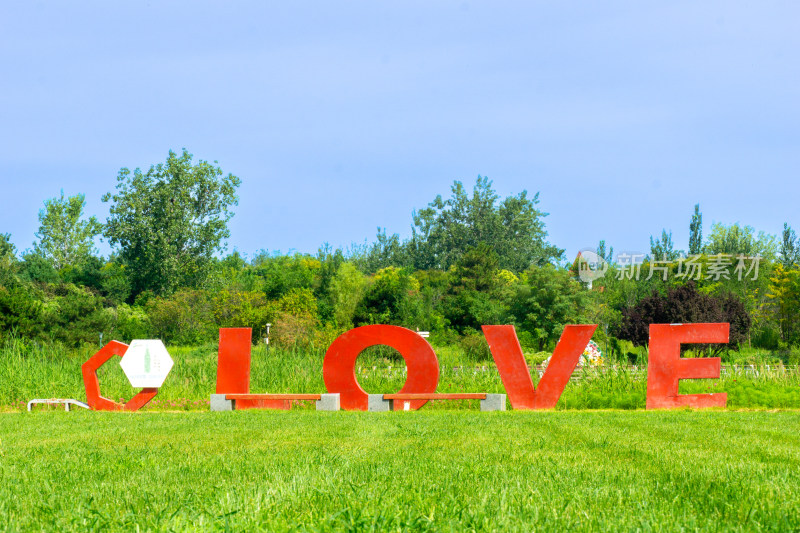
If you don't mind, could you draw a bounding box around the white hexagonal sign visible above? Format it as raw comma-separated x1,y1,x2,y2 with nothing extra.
119,340,174,388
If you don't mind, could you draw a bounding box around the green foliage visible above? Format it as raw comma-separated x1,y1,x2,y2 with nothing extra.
40,283,112,346
102,149,241,297
146,289,214,345
18,253,60,284
780,222,800,268
313,246,345,321
111,303,151,341
360,227,408,272
414,269,449,333
441,244,504,333
0,233,17,283
768,264,800,345
0,282,41,339
325,262,367,329
458,331,492,361
211,289,272,337
689,203,702,255
277,287,318,318
507,263,590,351
596,239,613,263
33,191,101,271
649,229,679,260
354,267,423,327
99,261,132,304
704,222,777,261
252,253,318,299
270,312,319,351
12,155,800,360
409,176,561,271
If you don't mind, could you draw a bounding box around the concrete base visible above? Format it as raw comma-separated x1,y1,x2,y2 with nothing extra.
210,394,234,411
316,393,340,411
480,394,506,411
368,394,392,412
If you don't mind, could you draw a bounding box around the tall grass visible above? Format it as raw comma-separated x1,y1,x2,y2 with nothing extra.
2,338,800,411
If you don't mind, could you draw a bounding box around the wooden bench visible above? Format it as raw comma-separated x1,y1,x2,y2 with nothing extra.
369,393,505,411
210,393,340,411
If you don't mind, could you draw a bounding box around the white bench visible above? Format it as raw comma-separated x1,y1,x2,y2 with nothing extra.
27,399,90,412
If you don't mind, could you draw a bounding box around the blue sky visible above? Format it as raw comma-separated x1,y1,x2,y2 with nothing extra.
1,1,798,263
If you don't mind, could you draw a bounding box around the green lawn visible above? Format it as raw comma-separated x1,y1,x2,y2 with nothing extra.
2,411,799,531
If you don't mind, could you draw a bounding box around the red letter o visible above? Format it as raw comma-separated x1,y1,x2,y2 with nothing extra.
323,325,439,410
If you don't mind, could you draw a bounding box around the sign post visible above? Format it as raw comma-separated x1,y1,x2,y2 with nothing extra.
120,340,174,388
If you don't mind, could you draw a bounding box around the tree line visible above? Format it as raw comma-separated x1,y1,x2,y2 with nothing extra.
2,149,800,364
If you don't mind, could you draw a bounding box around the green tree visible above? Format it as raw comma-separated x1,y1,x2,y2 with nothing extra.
704,223,777,261
364,228,407,272
102,149,241,297
649,229,679,260
780,223,799,268
18,253,59,284
33,192,101,271
768,265,800,345
325,262,367,329
252,253,318,299
596,240,613,263
506,264,590,351
409,176,561,272
0,233,14,262
41,284,112,346
0,234,17,282
314,245,345,321
441,244,505,333
353,267,423,327
689,204,702,255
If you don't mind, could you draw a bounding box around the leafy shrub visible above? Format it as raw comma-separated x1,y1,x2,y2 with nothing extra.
112,304,151,342
146,289,214,344
41,283,112,346
270,312,318,351
354,267,423,327
0,282,42,339
277,287,317,317
525,351,551,365
617,282,751,354
211,289,273,340
459,331,491,362
18,253,60,284
253,254,319,299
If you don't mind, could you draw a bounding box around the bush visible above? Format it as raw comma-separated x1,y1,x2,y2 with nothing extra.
211,289,273,340
617,282,751,354
146,289,214,344
41,283,112,346
270,312,318,352
0,283,42,339
112,304,151,342
526,351,551,365
459,331,491,362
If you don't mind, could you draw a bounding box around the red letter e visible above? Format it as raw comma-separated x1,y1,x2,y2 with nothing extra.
646,323,728,410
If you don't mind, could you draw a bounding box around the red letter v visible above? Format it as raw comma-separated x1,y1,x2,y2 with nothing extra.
482,324,597,409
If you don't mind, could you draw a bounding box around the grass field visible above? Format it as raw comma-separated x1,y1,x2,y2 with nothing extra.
2,410,799,531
